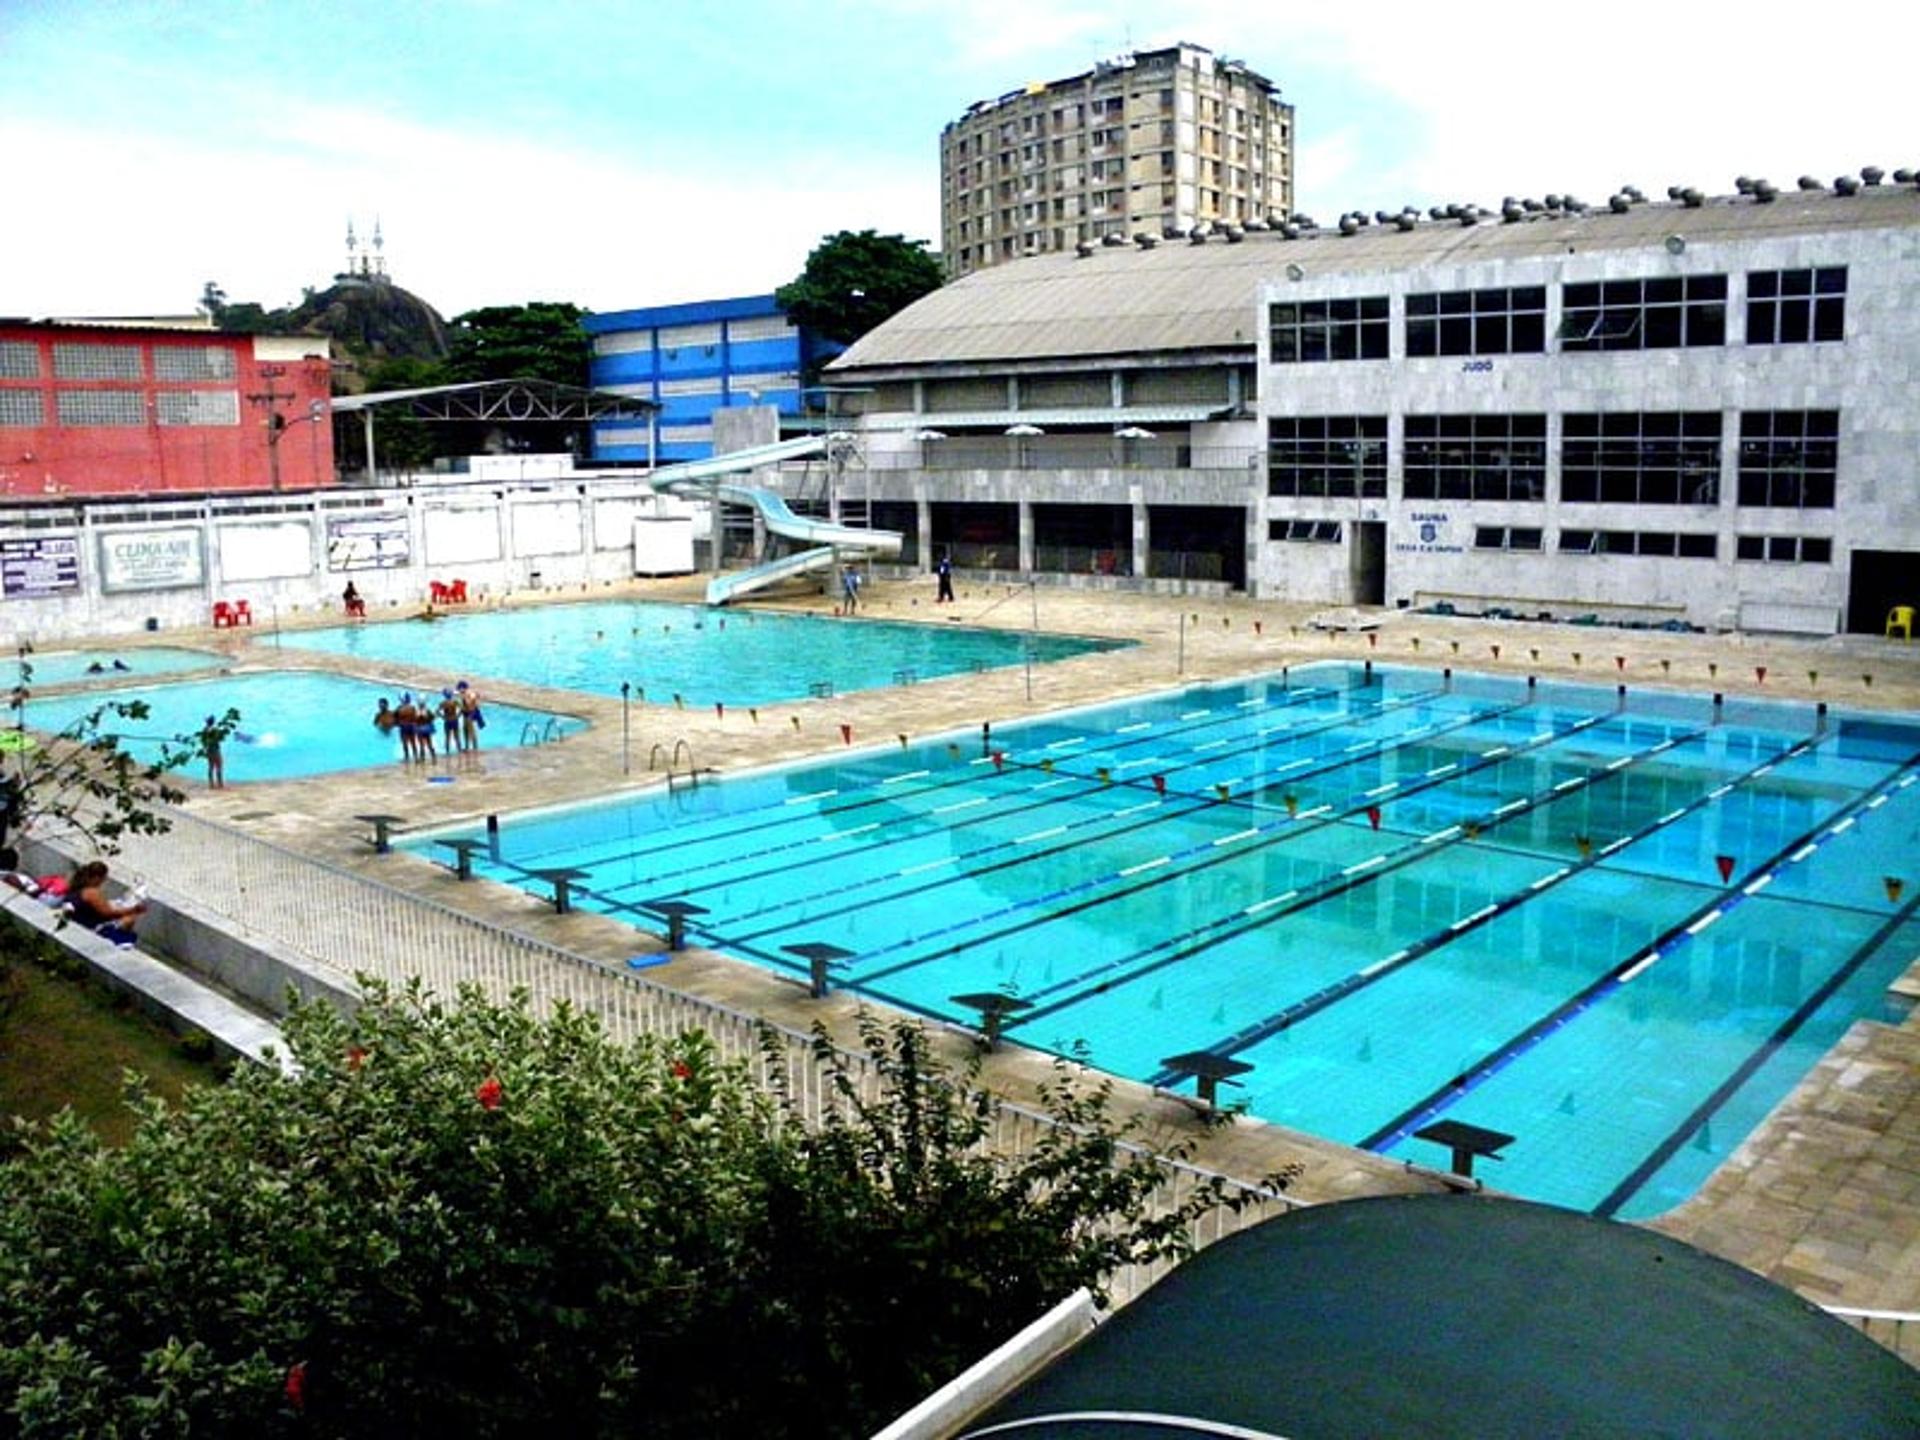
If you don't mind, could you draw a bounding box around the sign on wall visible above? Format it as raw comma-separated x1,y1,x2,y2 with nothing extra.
511,500,583,559
98,528,205,593
0,534,82,599
327,511,411,571
1392,511,1464,557
423,506,502,564
217,521,314,582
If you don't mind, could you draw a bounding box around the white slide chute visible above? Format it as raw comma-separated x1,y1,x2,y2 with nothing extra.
642,436,901,606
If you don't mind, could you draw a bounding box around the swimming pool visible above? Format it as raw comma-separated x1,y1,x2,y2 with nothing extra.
13,647,225,687
412,664,1920,1218
23,672,584,782
275,600,1125,706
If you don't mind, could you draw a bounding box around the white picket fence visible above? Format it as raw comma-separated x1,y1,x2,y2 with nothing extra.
107,806,1294,1305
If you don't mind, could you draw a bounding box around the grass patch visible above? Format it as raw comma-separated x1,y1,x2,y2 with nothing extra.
0,929,226,1148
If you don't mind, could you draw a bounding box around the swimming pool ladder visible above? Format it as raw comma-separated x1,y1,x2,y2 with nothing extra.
518,717,565,747
648,737,715,792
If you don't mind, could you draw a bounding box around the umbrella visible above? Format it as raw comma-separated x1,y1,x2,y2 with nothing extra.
1004,423,1045,436
913,428,948,442
1114,425,1156,439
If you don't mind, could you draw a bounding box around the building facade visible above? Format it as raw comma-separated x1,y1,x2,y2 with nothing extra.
940,43,1294,276
584,295,839,464
0,320,333,499
826,177,1919,635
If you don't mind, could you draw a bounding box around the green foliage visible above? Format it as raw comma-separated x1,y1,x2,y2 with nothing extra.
0,985,1272,1437
775,229,945,346
443,303,590,387
3,650,237,855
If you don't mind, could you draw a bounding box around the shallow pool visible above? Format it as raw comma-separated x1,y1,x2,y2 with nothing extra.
23,672,584,782
274,600,1126,705
14,647,225,687
415,664,1920,1217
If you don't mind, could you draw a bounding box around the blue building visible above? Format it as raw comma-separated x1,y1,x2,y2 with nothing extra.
583,295,839,464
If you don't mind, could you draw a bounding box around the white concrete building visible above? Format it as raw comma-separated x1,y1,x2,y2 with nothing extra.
827,175,1920,635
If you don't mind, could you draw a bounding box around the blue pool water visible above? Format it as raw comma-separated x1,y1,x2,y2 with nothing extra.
275,600,1125,705
416,664,1920,1218
23,672,584,782
15,647,224,687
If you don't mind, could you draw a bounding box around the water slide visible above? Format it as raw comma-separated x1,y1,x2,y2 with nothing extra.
644,436,902,606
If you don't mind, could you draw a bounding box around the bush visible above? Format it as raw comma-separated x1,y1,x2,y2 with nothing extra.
0,982,1270,1437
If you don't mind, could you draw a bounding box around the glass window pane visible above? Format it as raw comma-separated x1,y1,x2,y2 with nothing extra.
1801,537,1832,563
1737,536,1764,559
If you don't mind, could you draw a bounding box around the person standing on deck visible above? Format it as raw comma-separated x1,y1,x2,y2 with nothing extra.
936,552,955,604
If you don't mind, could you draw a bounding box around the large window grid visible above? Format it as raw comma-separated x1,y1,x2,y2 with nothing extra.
1560,529,1717,559
56,390,145,426
1737,411,1838,508
0,391,44,426
1403,415,1547,500
1561,413,1722,505
1736,535,1832,564
156,390,239,426
1268,296,1389,363
1473,526,1543,552
53,343,142,380
1747,267,1845,345
1560,276,1727,351
1266,416,1386,497
0,342,39,380
1405,287,1546,356
1269,520,1342,543
151,346,236,381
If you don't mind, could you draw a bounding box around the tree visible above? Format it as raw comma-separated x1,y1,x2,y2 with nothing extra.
0,984,1278,1436
443,303,590,387
775,230,944,347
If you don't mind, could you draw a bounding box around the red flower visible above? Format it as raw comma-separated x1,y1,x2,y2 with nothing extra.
670,1060,691,1081
346,1045,368,1072
475,1075,504,1110
284,1360,307,1411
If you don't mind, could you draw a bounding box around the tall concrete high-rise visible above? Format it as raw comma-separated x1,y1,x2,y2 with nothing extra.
940,42,1294,276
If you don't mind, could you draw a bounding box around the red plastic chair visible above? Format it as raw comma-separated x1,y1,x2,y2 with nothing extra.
233,599,253,626
211,601,235,628
429,580,451,605
448,578,468,604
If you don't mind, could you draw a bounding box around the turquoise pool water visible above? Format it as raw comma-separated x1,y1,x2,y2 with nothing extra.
417,664,1920,1218
23,672,583,782
275,600,1125,705
15,647,224,687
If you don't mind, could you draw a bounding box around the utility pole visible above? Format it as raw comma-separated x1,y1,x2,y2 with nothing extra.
245,366,292,492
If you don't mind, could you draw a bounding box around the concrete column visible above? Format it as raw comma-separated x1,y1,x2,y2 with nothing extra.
916,487,933,574
751,508,768,562
1131,484,1149,579
1018,499,1034,575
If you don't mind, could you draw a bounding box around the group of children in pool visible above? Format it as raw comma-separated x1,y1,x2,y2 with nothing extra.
371,681,485,761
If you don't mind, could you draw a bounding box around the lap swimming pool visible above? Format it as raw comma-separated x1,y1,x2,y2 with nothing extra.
275,600,1125,706
16,647,224,687
23,672,584,782
413,664,1920,1217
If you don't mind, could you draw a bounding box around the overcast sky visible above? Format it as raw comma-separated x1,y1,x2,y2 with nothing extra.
3,0,1913,318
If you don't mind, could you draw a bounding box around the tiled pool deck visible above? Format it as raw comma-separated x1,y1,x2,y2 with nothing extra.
60,573,1920,1314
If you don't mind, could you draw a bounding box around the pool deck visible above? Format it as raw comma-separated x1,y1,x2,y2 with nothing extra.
64,573,1920,1314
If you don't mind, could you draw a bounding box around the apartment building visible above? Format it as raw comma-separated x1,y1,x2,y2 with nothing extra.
940,43,1294,276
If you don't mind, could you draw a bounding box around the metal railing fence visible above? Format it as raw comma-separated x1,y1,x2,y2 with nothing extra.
108,806,1293,1305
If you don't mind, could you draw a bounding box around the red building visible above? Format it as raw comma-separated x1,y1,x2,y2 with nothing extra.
0,319,334,498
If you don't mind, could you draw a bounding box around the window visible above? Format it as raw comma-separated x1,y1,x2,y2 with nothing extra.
1268,296,1389,363
156,390,239,426
0,341,39,379
56,389,144,425
152,346,235,381
1560,275,1727,351
1736,410,1838,507
1561,412,1722,505
1403,415,1547,500
0,391,43,426
1747,267,1845,344
1473,526,1544,551
1267,416,1386,497
1560,529,1716,558
53,342,142,380
1269,520,1342,543
1736,535,1833,563
1406,287,1546,356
